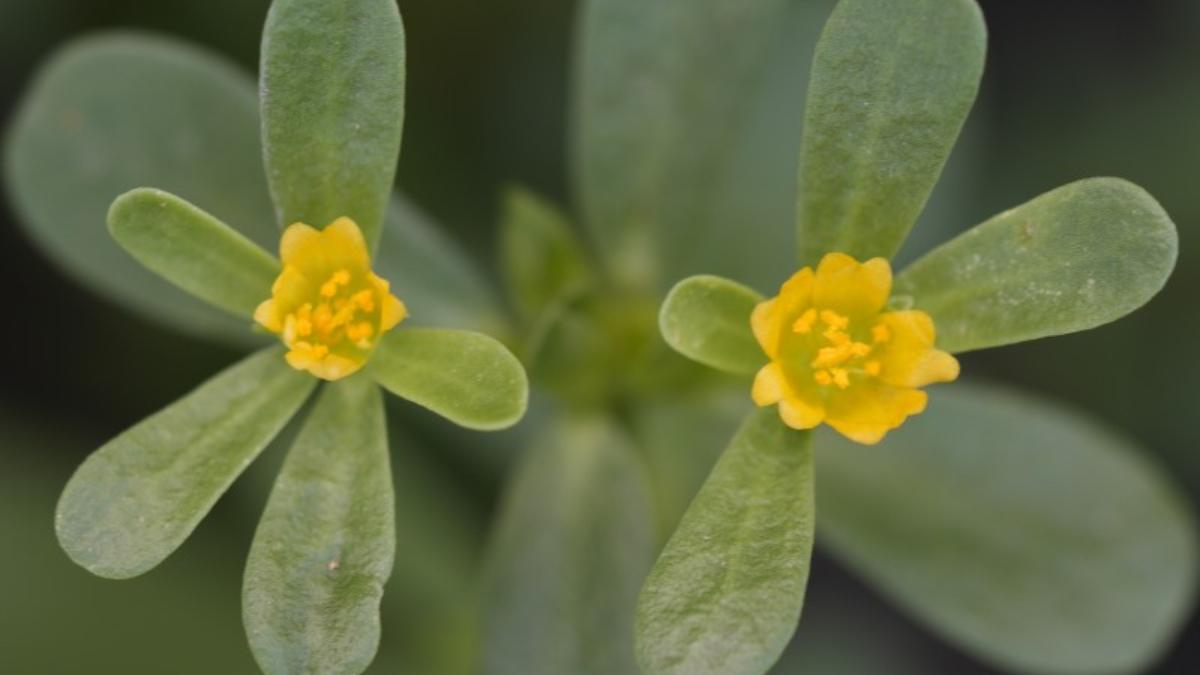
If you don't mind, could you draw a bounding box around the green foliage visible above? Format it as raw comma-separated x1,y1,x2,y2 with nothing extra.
573,0,799,291
4,33,274,345
260,0,405,252
896,178,1179,353
482,417,655,675
55,348,315,579
108,188,280,319
816,381,1198,674
371,328,529,431
635,410,814,675
658,275,764,376
796,0,985,265
244,377,394,675
499,186,594,321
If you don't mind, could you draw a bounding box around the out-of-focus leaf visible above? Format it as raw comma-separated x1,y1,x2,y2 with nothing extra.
4,33,276,345
370,328,528,431
816,381,1198,675
375,195,505,332
481,416,655,675
260,0,405,252
636,410,814,675
0,409,260,674
573,0,799,291
796,0,985,265
244,376,393,675
659,275,764,376
895,178,1178,353
55,348,314,579
499,186,593,321
631,388,751,539
108,188,279,319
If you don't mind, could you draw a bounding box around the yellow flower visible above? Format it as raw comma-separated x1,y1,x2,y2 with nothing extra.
750,252,959,444
254,217,407,380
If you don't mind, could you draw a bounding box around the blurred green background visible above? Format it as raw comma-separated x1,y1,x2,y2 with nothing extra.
1,0,1196,673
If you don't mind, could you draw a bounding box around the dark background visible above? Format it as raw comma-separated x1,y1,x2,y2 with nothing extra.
1,0,1197,673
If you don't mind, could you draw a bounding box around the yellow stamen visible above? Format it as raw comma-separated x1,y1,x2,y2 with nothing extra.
792,308,817,334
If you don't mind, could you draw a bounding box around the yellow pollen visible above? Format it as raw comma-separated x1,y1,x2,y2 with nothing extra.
792,308,817,334
352,289,376,312
864,360,882,376
814,370,833,386
849,341,871,357
820,310,848,330
872,324,891,343
823,327,850,346
832,368,850,389
333,269,350,285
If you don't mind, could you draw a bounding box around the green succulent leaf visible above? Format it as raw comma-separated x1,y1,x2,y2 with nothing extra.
573,0,800,291
108,188,279,319
376,195,505,332
244,376,393,675
481,416,655,675
4,33,276,345
816,381,1198,675
631,389,752,539
636,409,814,675
499,186,593,321
261,0,405,252
370,328,528,431
659,275,764,375
796,0,986,265
55,348,315,579
895,178,1178,353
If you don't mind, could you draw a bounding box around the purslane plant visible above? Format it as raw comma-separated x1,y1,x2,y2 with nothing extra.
636,1,1195,675
6,1,1199,675
17,1,527,674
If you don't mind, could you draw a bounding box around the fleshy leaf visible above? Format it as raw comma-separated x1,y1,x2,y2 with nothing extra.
55,347,315,579
4,33,276,345
370,328,528,431
244,376,393,675
895,178,1178,353
659,275,764,375
481,416,655,675
635,410,814,675
499,186,593,321
260,0,405,252
573,0,799,291
108,188,279,319
816,381,1198,674
795,0,986,265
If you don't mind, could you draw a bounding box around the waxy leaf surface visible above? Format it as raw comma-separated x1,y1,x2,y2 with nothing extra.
659,275,764,376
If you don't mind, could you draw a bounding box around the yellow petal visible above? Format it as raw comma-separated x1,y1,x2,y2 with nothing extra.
279,223,321,266
825,384,927,445
324,217,370,266
751,299,781,358
779,397,825,430
877,310,960,388
752,362,786,405
813,253,892,317
254,298,282,333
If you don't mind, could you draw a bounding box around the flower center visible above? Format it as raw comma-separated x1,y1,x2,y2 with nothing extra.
790,308,890,389
282,268,379,361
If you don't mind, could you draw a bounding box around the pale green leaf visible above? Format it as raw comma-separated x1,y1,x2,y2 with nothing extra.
636,410,814,675
261,0,405,252
573,0,801,291
796,0,985,265
631,389,752,540
659,275,764,375
4,33,276,345
895,178,1178,353
481,416,655,675
55,348,315,579
244,376,393,675
108,187,279,319
816,381,1198,675
370,329,528,431
499,186,593,321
